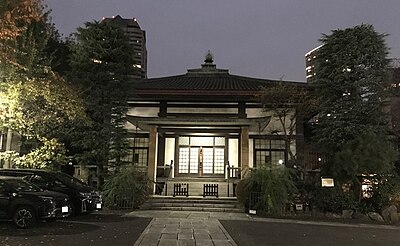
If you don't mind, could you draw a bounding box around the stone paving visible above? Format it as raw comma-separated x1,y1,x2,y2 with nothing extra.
127,211,252,246
126,210,400,246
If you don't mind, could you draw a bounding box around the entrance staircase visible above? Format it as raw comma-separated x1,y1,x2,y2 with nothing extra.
141,196,243,213
157,178,238,197
145,177,243,212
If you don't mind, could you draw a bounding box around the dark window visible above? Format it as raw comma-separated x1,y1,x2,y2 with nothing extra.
254,139,286,167
30,175,50,187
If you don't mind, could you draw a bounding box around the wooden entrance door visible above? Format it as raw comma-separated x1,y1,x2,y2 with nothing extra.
178,146,225,177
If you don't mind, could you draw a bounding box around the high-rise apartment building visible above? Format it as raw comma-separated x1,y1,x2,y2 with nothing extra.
305,45,322,83
103,15,147,79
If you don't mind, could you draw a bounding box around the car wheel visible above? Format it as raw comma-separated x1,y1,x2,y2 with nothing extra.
13,206,36,229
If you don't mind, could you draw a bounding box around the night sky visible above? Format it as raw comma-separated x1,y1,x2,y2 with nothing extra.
46,0,400,82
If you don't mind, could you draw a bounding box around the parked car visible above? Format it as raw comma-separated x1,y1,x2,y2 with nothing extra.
0,176,71,228
0,169,102,216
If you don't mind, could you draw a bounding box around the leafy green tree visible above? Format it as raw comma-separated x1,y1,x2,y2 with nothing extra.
332,133,396,180
332,132,396,201
314,24,394,181
0,0,44,69
43,23,72,76
0,1,87,169
69,21,135,189
15,138,67,170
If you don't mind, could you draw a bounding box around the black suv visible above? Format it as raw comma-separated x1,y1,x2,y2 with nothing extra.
0,169,102,216
0,176,71,228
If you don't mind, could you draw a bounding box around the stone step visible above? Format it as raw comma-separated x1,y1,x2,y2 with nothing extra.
141,196,243,213
144,202,239,208
143,206,244,213
145,199,239,204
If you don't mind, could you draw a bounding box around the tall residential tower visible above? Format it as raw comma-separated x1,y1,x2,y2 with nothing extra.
103,15,147,79
305,45,322,83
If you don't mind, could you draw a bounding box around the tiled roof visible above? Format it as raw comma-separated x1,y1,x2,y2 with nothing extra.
133,73,305,92
130,60,308,100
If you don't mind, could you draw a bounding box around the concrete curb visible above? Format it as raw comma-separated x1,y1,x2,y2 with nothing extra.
216,219,239,246
133,218,156,246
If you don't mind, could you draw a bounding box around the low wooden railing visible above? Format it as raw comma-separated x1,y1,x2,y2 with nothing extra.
227,166,241,179
173,183,189,197
203,184,219,198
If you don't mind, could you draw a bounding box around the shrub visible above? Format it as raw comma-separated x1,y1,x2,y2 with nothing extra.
244,166,297,215
235,178,250,211
310,186,354,214
103,165,149,209
367,175,400,211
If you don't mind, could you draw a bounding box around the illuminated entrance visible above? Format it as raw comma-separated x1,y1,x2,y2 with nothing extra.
177,136,225,176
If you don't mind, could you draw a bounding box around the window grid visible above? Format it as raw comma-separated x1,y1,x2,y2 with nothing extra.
254,139,286,167
202,148,214,174
190,148,199,173
215,137,225,146
134,149,148,168
271,151,285,165
178,136,226,175
179,147,189,173
129,137,149,148
214,148,225,174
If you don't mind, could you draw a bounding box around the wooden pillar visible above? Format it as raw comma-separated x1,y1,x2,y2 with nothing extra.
240,126,249,179
148,125,158,194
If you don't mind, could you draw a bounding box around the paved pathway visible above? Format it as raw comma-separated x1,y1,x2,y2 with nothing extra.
126,210,400,246
127,211,252,246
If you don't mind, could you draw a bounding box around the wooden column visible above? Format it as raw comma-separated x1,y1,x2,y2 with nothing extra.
148,125,158,194
240,126,249,179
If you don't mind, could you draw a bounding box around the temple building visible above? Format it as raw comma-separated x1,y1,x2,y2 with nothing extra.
125,52,307,195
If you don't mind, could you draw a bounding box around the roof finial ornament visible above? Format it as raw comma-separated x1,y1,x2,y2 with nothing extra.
204,50,214,64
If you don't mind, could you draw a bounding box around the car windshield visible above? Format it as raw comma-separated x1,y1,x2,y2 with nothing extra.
53,172,89,188
7,179,42,192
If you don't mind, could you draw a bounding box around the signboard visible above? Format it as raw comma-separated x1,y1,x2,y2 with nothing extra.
295,204,303,211
321,178,334,187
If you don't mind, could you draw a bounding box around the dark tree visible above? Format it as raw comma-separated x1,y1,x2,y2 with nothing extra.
69,21,135,189
314,24,395,182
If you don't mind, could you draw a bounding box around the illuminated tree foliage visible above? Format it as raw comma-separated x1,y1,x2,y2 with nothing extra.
314,24,395,180
0,0,87,169
0,0,43,69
